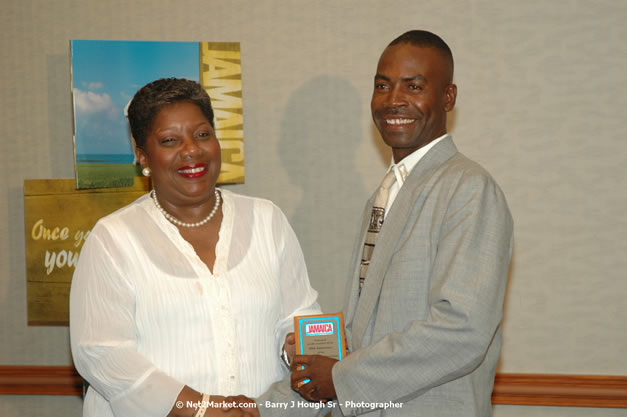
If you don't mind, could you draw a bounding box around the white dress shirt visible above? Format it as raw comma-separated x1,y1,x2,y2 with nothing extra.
384,134,450,217
70,189,321,417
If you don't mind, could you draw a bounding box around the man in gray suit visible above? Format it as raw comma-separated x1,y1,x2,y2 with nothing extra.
257,29,513,417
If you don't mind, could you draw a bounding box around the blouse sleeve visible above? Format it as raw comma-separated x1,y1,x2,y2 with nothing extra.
270,205,322,354
70,225,184,417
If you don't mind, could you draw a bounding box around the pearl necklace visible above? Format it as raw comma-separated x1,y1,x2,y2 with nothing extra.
150,189,221,228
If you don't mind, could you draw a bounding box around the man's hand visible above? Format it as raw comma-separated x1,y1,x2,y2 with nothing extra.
219,395,260,417
290,355,338,403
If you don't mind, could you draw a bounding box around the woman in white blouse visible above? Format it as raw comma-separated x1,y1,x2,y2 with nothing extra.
70,78,321,417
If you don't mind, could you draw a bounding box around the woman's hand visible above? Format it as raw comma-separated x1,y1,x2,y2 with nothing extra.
282,332,296,365
219,395,259,417
168,389,258,417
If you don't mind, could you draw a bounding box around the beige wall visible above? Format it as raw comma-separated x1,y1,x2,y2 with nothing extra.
1,0,626,415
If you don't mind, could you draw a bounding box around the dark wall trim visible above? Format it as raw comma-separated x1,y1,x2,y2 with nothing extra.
0,366,83,396
492,373,627,408
1,366,626,408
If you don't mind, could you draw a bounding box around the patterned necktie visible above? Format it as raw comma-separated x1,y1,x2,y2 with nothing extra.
359,170,396,293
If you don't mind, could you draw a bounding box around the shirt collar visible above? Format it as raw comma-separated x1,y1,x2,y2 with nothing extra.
388,133,450,187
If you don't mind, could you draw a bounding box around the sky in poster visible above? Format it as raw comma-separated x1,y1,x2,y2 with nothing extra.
71,40,199,158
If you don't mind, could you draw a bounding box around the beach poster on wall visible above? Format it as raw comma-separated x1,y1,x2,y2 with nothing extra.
71,39,245,189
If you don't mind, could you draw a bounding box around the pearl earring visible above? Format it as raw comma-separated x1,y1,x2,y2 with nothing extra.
142,167,151,177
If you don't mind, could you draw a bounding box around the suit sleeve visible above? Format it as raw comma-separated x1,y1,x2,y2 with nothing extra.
332,170,514,415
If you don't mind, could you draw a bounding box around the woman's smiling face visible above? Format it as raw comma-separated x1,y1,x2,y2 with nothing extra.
136,101,221,208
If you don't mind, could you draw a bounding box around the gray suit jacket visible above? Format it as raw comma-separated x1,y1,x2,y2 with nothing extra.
258,137,513,417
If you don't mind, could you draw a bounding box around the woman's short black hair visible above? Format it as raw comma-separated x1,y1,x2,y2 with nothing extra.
127,78,215,148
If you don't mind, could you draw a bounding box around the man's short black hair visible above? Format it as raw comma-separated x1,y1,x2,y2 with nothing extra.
389,30,454,78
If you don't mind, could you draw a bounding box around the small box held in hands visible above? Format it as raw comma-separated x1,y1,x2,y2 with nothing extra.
294,313,347,360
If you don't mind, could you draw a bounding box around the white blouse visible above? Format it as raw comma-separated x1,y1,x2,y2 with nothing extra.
70,189,321,417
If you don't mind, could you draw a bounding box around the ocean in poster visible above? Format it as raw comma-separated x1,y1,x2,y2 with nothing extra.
76,154,135,164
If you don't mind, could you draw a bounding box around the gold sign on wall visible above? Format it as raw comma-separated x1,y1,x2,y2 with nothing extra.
201,42,245,184
24,178,150,325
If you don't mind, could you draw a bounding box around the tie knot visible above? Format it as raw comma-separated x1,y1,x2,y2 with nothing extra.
373,170,396,208
379,169,396,191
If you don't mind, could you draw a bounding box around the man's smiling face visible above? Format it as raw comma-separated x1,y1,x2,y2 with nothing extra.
371,43,456,163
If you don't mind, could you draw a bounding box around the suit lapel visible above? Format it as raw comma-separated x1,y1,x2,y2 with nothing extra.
351,137,459,350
